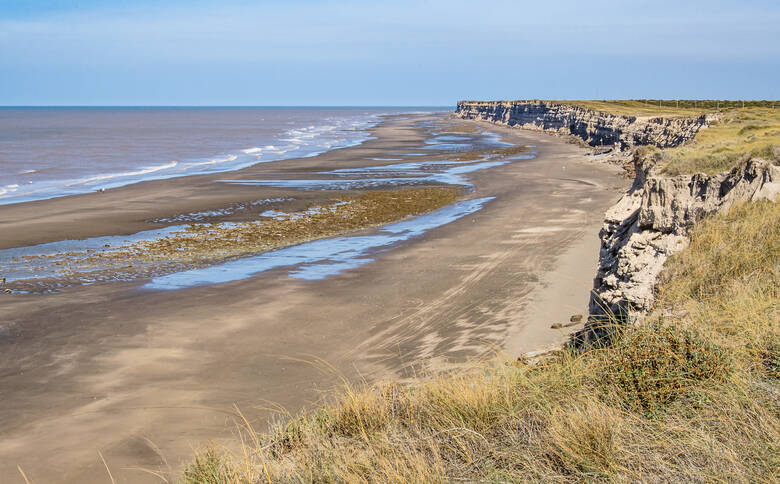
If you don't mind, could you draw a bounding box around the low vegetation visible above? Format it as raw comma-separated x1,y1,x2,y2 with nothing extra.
466,99,779,175
556,101,780,176
555,99,777,117
559,102,779,176
662,107,780,175
555,99,715,117
464,99,778,118
180,200,779,483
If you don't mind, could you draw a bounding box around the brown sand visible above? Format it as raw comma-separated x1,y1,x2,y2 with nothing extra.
0,115,627,482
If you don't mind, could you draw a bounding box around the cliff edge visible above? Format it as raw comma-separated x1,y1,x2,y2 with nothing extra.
456,100,779,342
583,154,779,340
456,100,716,150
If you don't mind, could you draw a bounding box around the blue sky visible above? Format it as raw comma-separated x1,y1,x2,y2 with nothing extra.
1,0,778,105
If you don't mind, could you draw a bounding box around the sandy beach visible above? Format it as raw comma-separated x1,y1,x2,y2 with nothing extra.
0,114,627,482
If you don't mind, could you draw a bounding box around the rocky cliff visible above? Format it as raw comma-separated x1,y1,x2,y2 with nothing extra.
455,100,716,150
581,154,779,341
456,101,779,345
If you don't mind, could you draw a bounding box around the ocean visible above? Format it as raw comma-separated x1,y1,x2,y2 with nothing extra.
0,107,445,205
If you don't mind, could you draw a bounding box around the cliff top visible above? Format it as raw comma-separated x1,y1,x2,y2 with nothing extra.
662,106,779,174
459,99,778,119
458,99,780,175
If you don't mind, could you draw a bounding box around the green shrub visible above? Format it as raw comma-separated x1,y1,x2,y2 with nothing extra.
601,325,730,416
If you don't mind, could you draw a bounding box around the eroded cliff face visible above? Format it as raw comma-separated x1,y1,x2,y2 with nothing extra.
457,100,779,346
584,155,779,339
455,101,715,150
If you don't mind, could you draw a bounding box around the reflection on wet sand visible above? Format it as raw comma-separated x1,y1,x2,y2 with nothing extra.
146,197,494,289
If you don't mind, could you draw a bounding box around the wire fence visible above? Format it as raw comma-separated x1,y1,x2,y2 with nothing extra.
459,100,779,110
635,99,777,110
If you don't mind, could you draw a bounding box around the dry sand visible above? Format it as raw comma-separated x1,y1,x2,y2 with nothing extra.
0,114,627,482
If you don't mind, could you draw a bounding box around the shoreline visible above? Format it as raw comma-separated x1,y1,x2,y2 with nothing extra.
1,113,472,251
2,187,464,294
0,108,451,208
0,114,418,249
0,113,627,482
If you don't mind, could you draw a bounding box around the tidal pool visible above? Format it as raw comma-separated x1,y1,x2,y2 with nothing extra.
145,197,494,290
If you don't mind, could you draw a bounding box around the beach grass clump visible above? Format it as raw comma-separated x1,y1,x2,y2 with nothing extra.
180,200,778,482
182,446,240,484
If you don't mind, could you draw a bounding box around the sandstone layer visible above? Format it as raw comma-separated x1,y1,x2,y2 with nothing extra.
585,154,779,338
455,100,716,150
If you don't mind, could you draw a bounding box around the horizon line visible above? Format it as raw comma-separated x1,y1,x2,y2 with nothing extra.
0,105,455,109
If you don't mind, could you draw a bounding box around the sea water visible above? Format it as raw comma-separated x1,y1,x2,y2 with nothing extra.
0,107,445,205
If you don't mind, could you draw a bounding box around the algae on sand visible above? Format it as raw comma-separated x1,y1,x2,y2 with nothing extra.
6,187,461,291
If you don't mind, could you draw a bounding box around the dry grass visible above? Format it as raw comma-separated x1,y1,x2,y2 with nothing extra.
462,99,777,117
460,100,779,175
653,200,780,370
561,102,780,176
548,100,775,117
662,108,780,175
465,100,779,175
462,99,778,117
552,100,715,117
181,200,779,483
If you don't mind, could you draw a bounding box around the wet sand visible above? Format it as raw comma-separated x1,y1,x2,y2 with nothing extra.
0,115,627,482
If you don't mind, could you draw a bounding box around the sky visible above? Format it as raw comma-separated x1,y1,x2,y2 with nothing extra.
0,0,778,106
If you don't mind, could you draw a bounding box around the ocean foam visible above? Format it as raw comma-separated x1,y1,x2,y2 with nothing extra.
72,160,179,186
188,155,238,167
0,109,419,205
